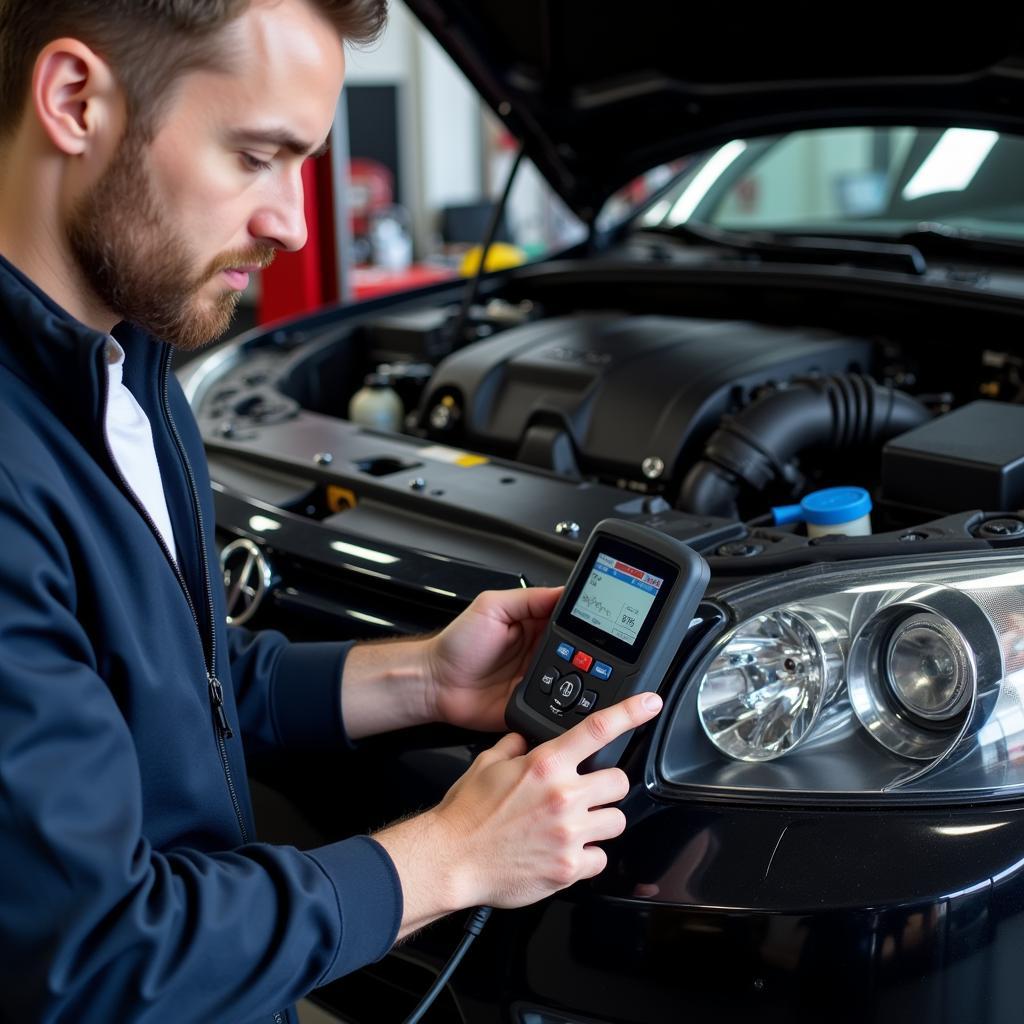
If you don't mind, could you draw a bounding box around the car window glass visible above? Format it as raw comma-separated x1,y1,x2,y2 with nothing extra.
625,126,1024,242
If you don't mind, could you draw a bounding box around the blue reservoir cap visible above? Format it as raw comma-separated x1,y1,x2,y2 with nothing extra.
772,486,872,527
800,486,872,525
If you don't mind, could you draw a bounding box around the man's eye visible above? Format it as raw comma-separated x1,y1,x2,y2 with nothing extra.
241,153,273,172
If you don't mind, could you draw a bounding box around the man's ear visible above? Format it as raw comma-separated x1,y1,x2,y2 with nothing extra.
31,38,122,157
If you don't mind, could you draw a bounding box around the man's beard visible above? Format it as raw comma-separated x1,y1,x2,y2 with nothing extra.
67,132,274,352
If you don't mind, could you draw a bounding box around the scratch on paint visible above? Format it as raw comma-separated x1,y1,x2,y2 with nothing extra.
763,824,790,882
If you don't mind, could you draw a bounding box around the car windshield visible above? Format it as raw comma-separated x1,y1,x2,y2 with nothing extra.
616,126,1024,242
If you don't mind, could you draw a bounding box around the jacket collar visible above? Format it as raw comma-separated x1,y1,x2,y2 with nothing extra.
0,251,168,431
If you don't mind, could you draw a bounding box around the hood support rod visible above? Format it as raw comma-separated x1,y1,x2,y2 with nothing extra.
451,142,526,348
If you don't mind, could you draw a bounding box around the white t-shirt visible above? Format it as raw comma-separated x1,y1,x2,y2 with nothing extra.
103,337,178,562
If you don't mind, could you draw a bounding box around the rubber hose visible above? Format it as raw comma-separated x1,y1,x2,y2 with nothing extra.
677,374,930,518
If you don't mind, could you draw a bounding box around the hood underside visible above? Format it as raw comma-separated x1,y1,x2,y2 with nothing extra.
404,1,1024,221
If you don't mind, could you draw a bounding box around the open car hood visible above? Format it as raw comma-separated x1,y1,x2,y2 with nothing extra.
403,1,1024,222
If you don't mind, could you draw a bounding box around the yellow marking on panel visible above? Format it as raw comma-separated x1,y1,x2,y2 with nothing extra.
326,486,357,512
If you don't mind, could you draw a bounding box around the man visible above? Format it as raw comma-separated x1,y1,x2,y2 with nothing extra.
0,1,662,1020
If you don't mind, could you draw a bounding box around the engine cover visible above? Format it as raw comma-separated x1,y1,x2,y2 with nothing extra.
419,313,871,483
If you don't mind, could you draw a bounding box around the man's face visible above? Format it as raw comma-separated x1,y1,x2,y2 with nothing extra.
68,0,345,351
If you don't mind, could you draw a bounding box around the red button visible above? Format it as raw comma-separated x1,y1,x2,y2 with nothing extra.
572,650,594,672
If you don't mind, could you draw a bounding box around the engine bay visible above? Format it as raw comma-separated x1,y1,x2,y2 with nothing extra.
192,268,1024,585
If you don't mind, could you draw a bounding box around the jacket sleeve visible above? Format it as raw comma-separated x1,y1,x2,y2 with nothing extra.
0,464,401,1023
225,624,360,756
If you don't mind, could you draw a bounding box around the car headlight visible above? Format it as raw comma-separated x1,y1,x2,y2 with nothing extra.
661,552,1024,803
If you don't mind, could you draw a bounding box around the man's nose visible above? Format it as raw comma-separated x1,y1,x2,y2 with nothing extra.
249,166,309,252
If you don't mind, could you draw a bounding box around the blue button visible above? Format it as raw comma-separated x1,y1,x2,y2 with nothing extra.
592,661,613,680
556,642,575,661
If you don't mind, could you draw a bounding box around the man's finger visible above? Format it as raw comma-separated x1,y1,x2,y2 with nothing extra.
576,844,609,882
543,692,662,767
582,806,628,844
484,731,528,762
480,586,563,625
582,766,630,809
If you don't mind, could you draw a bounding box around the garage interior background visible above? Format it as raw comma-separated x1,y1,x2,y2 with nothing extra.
174,0,883,371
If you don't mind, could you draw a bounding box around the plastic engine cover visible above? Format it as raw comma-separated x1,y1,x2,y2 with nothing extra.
418,313,871,482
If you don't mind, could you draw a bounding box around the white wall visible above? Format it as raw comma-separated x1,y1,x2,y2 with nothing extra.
412,29,482,247
339,2,482,257
343,1,414,83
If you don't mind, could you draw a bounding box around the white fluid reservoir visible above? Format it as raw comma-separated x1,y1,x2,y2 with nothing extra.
772,486,873,538
348,373,404,432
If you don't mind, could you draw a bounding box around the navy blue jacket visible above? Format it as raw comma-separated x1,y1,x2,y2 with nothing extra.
0,253,402,1023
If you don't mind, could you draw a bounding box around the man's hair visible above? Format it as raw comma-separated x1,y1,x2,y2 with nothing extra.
0,0,387,139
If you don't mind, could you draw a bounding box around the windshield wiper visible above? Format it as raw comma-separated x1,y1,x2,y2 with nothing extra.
661,221,927,276
893,222,1024,263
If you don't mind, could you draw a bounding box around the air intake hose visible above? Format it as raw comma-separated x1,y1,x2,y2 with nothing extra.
678,374,930,518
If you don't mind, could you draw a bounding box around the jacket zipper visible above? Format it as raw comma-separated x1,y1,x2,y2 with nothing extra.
97,342,249,845
157,346,250,845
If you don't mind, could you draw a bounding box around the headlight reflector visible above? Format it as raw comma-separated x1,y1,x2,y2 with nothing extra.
697,608,843,762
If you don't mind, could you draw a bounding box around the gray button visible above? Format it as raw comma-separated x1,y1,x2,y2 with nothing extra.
550,673,582,710
575,689,598,714
538,667,559,694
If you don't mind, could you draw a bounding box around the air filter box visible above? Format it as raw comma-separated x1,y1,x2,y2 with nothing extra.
882,400,1024,516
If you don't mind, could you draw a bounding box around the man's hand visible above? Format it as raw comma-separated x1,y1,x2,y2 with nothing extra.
339,586,559,740
425,586,563,733
373,691,663,938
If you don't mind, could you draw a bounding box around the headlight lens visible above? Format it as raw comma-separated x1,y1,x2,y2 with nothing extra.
661,553,1024,802
886,614,970,721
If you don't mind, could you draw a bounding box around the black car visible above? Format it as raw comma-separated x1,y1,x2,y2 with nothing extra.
179,6,1024,1022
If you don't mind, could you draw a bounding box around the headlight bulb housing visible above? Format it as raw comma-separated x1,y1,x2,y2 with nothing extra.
847,587,1002,761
